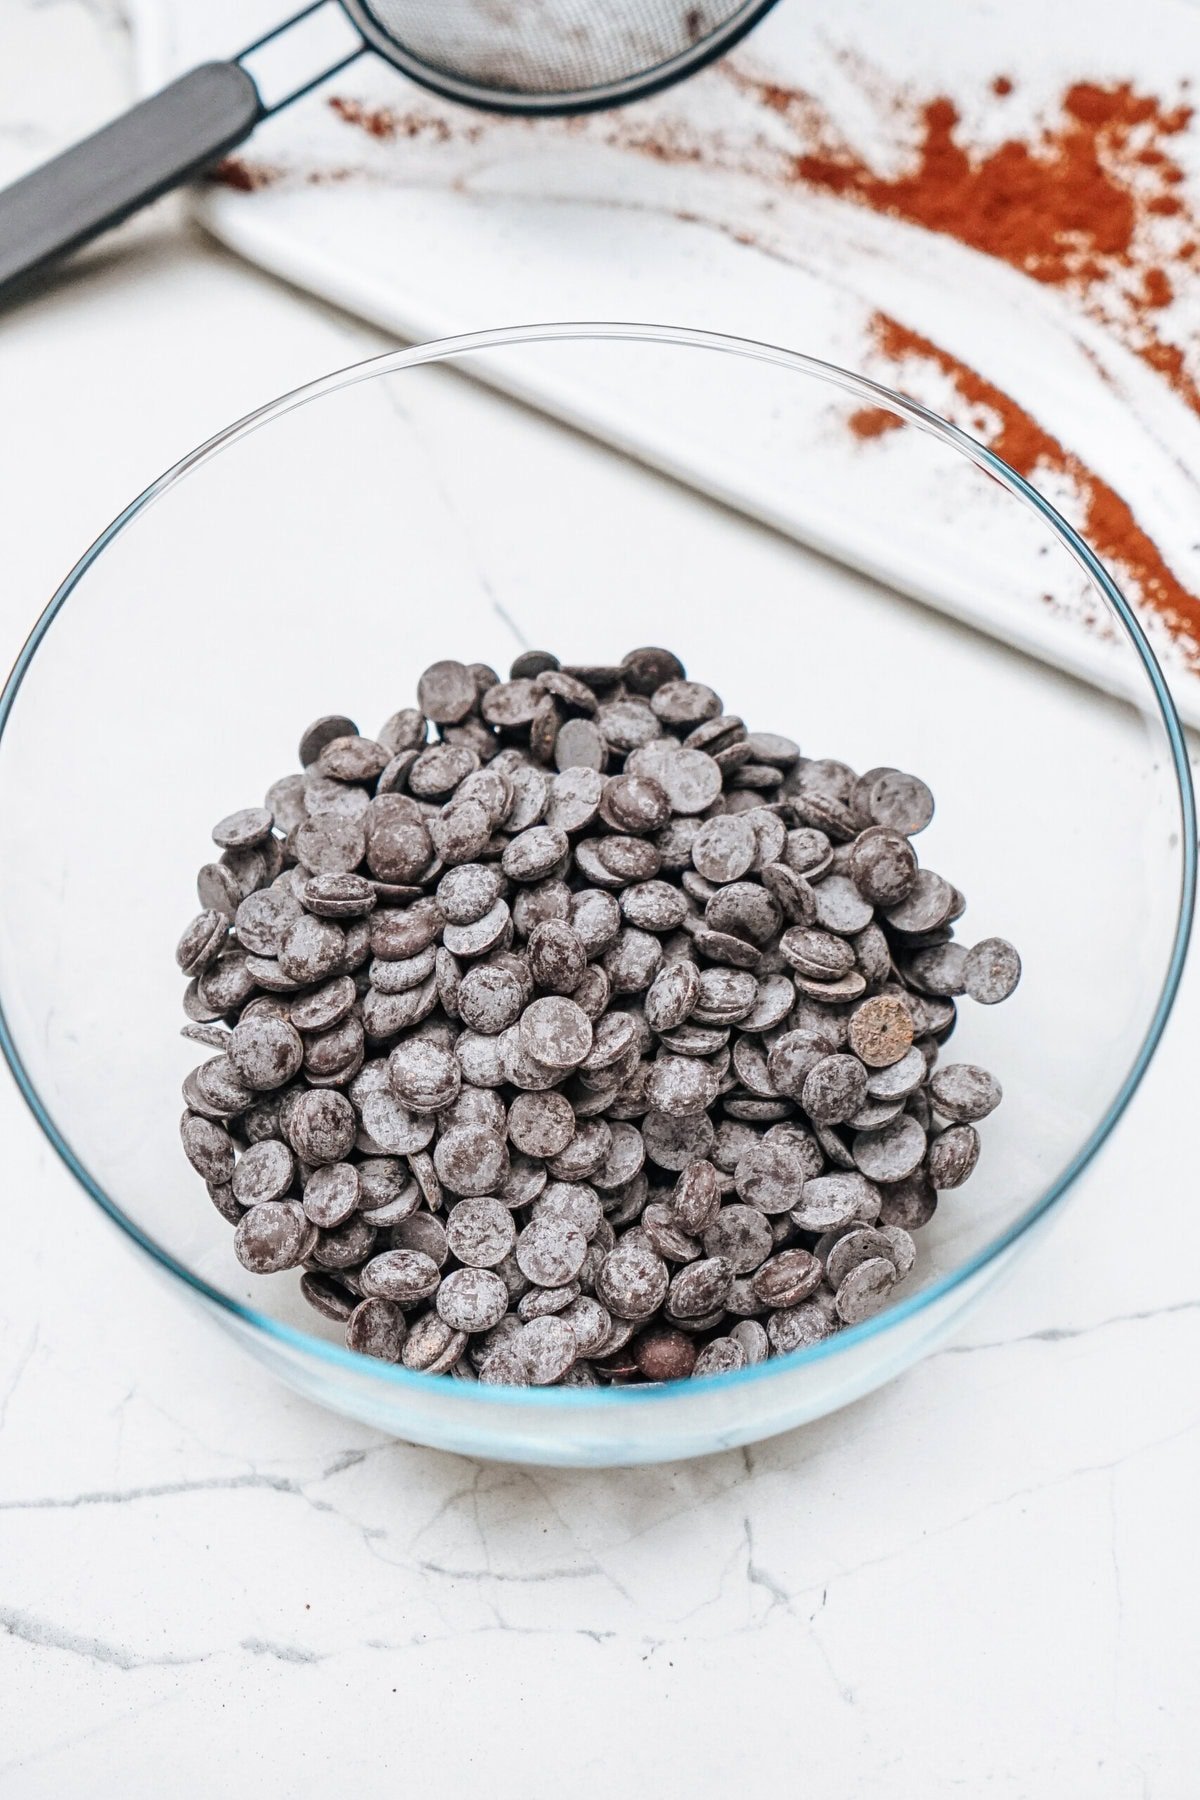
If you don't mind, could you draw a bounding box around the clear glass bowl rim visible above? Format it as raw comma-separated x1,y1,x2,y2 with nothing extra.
0,320,1193,1412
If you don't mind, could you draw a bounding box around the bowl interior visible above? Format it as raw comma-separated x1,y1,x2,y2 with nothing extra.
0,327,1190,1456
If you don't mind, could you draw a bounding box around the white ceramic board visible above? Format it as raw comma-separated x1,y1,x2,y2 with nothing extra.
131,0,1200,723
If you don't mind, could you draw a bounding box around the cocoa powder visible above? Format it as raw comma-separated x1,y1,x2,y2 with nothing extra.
862,313,1200,659
262,68,1200,660
783,78,1199,414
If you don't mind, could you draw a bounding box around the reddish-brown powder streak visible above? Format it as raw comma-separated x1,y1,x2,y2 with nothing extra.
324,75,1197,395
320,74,1200,657
848,405,904,440
791,83,1185,272
781,78,1199,411
210,156,281,191
869,314,1200,659
796,89,1139,280
1143,266,1174,306
328,95,476,145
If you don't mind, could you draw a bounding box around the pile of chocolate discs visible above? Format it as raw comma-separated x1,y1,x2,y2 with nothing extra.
177,646,1020,1386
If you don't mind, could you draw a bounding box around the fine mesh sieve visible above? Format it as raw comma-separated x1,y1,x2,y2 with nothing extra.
348,0,776,106
0,0,780,305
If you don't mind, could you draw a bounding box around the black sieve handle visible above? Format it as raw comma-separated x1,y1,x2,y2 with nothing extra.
0,63,263,304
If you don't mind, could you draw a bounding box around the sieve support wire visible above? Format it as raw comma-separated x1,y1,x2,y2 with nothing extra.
0,1,364,307
0,0,779,306
238,1,369,115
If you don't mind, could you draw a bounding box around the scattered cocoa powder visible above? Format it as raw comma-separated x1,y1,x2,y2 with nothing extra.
325,68,1200,419
210,156,281,192
848,406,904,440
328,95,476,146
776,76,1200,417
863,314,1200,660
795,88,1152,282
306,73,1200,661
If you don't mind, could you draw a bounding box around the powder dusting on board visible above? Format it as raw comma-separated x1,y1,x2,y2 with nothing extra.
773,74,1200,417
213,53,1200,669
858,315,1200,662
314,61,1200,417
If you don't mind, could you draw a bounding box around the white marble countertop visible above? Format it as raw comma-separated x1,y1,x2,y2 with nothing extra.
0,7,1197,1795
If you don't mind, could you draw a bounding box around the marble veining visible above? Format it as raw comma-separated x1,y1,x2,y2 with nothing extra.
0,4,1197,1794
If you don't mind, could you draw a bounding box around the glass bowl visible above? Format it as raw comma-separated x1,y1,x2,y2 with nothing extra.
0,324,1192,1466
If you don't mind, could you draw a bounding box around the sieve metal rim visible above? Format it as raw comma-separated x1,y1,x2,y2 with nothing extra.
338,0,782,116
